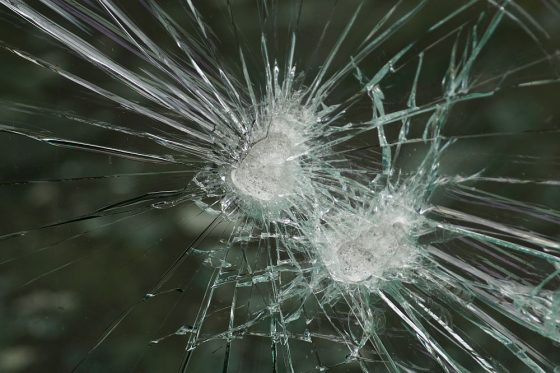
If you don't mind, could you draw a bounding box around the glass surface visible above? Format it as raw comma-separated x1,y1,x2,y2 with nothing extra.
0,1,559,372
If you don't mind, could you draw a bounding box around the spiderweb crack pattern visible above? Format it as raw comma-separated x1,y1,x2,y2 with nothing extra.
0,1,560,372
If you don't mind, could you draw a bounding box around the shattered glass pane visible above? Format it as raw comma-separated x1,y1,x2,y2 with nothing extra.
1,0,559,372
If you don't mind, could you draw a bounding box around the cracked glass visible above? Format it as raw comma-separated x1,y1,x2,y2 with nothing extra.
1,1,560,372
